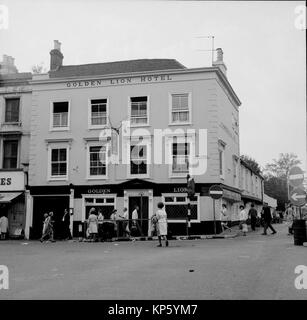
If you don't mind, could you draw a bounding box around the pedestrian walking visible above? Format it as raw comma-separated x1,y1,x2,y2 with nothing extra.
40,212,56,242
156,202,168,247
248,203,258,231
261,204,277,235
220,204,229,232
131,205,143,237
120,207,130,238
40,213,49,241
62,209,72,240
87,208,98,242
48,212,56,241
239,205,248,236
285,205,295,235
0,214,9,240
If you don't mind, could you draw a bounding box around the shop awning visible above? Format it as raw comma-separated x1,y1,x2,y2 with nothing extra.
0,192,22,203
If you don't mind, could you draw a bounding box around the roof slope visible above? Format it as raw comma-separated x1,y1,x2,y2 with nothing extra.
49,59,186,78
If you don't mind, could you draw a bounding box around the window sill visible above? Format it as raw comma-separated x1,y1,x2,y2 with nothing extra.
129,124,151,128
50,127,70,132
168,122,192,126
86,176,108,180
128,174,150,179
49,176,68,181
169,174,189,179
88,125,109,130
2,122,22,126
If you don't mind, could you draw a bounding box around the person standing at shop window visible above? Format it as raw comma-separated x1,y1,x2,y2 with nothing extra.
120,207,130,238
156,202,168,247
97,209,104,242
88,208,98,242
110,209,119,238
0,214,9,240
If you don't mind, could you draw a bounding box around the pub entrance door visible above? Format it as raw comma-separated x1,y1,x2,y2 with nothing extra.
128,195,149,236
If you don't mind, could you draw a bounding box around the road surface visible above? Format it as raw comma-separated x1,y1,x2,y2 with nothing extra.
0,223,306,299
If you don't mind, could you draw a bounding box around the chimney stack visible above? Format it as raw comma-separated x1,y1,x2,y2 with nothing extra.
0,54,18,74
50,40,64,71
213,48,227,76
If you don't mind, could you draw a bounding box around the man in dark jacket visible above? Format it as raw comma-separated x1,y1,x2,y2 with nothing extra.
262,204,277,235
248,203,258,231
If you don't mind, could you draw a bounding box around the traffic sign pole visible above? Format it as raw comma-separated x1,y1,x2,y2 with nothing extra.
209,185,223,235
213,199,216,235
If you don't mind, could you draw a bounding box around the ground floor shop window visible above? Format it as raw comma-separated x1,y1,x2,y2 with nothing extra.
83,196,116,220
162,194,199,222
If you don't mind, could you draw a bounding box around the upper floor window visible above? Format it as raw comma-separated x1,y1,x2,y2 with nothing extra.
130,144,147,175
90,99,107,127
218,141,226,179
5,98,20,123
3,140,18,169
170,93,191,124
172,142,189,174
130,96,148,125
88,145,107,178
50,148,68,179
52,101,69,129
233,157,238,187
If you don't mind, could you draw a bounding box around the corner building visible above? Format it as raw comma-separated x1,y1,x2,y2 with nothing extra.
0,67,32,238
27,41,242,238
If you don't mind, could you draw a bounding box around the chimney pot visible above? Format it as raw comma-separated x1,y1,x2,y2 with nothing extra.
216,48,223,62
50,40,64,71
54,40,61,51
213,47,227,76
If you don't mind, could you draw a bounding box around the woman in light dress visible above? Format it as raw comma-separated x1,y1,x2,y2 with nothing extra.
239,205,248,236
87,207,98,242
156,202,169,247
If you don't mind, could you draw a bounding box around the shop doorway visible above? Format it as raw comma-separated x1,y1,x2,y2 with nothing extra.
32,196,69,239
128,195,149,236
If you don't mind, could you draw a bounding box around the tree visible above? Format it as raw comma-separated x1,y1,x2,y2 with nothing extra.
264,153,301,178
240,155,262,175
32,63,46,74
263,153,302,210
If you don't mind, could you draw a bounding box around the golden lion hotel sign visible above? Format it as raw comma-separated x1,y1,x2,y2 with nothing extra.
0,171,25,192
65,74,173,88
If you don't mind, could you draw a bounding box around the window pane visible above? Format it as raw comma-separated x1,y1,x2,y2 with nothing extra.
5,99,20,122
59,149,67,161
91,101,107,126
59,163,67,175
3,140,18,169
89,145,106,176
51,149,58,162
53,102,68,113
131,96,147,103
53,102,69,127
172,94,189,110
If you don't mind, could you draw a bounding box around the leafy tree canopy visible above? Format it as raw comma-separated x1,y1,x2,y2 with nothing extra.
240,155,262,175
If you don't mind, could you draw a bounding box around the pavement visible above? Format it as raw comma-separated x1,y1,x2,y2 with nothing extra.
0,222,307,300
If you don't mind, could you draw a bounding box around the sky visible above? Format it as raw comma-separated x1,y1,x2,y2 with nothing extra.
0,0,306,171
